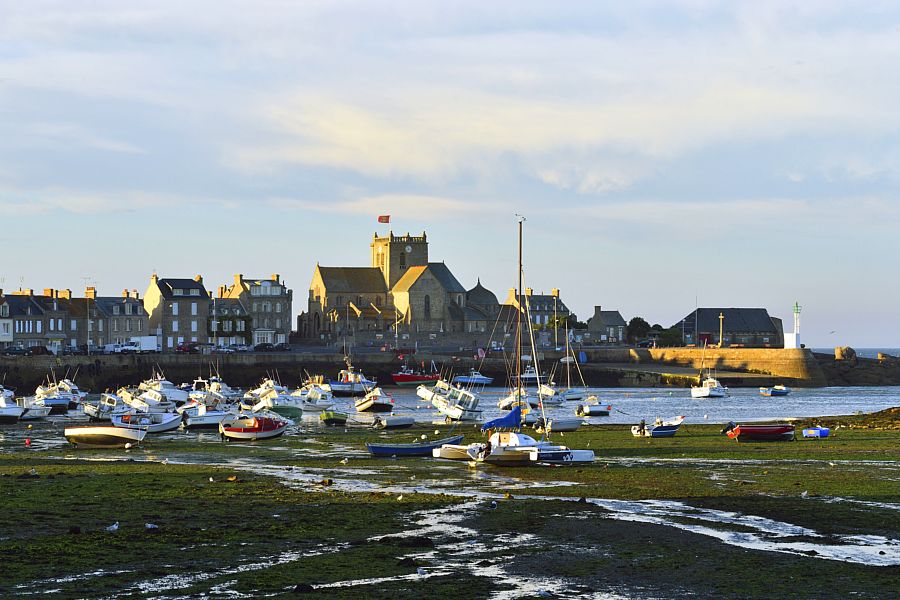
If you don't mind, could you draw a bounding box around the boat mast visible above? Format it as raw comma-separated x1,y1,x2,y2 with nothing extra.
516,215,524,417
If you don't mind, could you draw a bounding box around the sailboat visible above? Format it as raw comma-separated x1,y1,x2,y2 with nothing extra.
690,343,729,398
447,216,593,466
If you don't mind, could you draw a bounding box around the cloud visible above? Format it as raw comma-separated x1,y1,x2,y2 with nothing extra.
25,122,145,154
0,186,208,216
267,193,491,220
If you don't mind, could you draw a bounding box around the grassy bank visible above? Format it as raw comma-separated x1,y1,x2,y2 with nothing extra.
0,408,897,598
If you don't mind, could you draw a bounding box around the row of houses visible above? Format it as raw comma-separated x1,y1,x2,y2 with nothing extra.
0,273,293,353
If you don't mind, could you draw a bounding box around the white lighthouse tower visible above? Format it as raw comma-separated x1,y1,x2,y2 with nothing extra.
784,302,802,349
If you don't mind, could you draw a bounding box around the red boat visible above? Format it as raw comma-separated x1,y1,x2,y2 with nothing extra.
219,415,288,441
391,363,440,386
724,423,795,442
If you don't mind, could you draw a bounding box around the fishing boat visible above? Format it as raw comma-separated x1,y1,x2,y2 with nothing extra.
319,411,348,426
451,369,493,386
0,384,15,403
722,422,795,442
35,378,88,410
355,387,395,412
366,434,465,457
691,374,729,399
64,425,147,448
111,411,183,434
82,393,128,421
290,382,335,412
138,371,190,404
632,415,685,438
328,359,376,396
12,397,51,420
417,379,483,421
219,415,288,441
183,403,234,429
391,361,440,386
759,385,791,397
126,389,177,414
245,386,306,419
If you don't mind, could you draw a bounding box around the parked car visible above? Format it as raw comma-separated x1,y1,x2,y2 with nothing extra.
2,346,31,356
274,342,291,352
176,342,201,354
227,344,251,352
211,345,235,353
28,346,55,356
253,343,275,352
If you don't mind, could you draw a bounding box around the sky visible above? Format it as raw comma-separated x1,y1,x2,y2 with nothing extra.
2,1,899,347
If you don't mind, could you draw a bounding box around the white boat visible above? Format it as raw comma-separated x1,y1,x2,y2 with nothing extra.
83,393,128,421
372,415,415,429
355,387,394,413
219,414,288,441
691,375,729,398
533,417,583,434
417,379,483,421
0,384,15,402
183,402,234,429
139,372,190,404
125,388,177,413
12,397,51,420
0,400,24,423
111,411,183,433
497,387,540,410
328,362,376,396
35,378,89,410
290,383,334,412
64,425,147,448
452,369,493,386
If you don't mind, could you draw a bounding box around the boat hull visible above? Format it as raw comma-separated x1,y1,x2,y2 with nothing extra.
320,411,348,426
432,444,477,460
269,406,304,420
391,373,439,386
64,426,147,448
355,399,394,413
219,417,288,441
112,412,183,433
533,448,595,464
575,404,611,417
366,434,465,457
726,424,795,442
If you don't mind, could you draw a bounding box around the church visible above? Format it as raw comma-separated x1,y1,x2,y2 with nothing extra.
299,231,501,343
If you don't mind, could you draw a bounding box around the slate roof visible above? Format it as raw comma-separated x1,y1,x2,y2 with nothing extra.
595,311,626,328
156,278,209,299
677,308,778,333
467,279,499,307
318,267,387,294
93,296,144,317
427,263,466,294
3,295,43,317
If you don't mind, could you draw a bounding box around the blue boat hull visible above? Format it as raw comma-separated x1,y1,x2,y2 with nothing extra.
366,434,465,457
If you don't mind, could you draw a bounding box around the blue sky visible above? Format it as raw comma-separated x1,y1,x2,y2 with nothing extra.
2,1,898,346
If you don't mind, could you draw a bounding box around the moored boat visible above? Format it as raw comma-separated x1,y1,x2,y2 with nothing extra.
391,362,440,386
759,385,791,397
533,417,583,434
417,379,483,421
632,415,685,438
328,360,376,396
320,411,349,426
64,425,147,448
372,415,415,429
575,400,612,417
355,387,395,413
111,411,183,434
366,434,465,457
0,402,24,424
723,422,795,442
691,375,729,398
451,369,493,386
219,415,288,441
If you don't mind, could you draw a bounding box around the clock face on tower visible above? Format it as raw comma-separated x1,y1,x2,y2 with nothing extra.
404,245,412,253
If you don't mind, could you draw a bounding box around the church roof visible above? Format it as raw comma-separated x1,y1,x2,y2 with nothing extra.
391,263,466,294
392,266,428,293
467,279,499,307
317,267,387,294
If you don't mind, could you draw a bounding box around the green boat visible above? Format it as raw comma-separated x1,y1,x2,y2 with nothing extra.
320,411,349,426
270,405,304,420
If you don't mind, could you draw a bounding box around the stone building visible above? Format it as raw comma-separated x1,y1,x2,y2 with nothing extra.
143,275,210,351
587,306,627,343
300,231,498,344
93,290,149,345
217,274,292,346
0,294,11,348
502,287,570,329
209,297,251,347
676,307,784,348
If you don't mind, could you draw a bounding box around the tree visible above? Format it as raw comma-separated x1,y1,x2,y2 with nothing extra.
626,317,651,343
658,326,684,347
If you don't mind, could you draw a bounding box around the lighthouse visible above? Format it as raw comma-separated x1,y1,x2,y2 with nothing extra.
784,302,802,349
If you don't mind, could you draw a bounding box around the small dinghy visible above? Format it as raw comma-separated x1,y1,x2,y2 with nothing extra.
372,415,415,429
366,434,465,457
722,422,795,442
575,401,612,417
759,385,791,397
533,417,583,434
111,411,183,434
64,425,147,448
802,426,830,438
355,387,395,413
320,411,349,426
632,415,685,438
219,415,288,441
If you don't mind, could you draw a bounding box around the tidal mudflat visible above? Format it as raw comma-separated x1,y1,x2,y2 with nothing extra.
0,409,898,599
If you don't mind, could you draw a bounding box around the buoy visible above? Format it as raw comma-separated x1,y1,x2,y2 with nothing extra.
25,438,31,447
27,424,33,429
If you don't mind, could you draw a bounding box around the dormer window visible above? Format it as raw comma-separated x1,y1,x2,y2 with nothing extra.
190,289,200,296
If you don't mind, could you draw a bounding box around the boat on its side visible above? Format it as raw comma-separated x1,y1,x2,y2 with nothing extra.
355,387,395,413
64,425,147,448
533,417,583,434
723,422,795,442
632,415,685,438
219,415,288,441
366,434,465,457
417,379,483,421
759,385,791,397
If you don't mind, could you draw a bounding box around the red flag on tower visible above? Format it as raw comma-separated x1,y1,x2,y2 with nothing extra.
378,215,390,223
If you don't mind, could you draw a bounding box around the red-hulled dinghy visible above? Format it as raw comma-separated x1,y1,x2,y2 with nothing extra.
219,415,288,441
723,422,795,442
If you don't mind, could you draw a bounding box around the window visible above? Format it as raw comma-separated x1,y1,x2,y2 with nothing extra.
252,302,258,312
125,304,132,315
424,295,431,319
191,302,197,316
172,321,179,332
113,320,119,332
191,320,197,333
237,320,245,332
49,319,55,332
167,336,174,349
174,288,185,296
0,305,7,317
276,318,282,328
37,321,42,333
57,318,62,331
399,252,406,269
1,323,9,334
126,320,132,332
211,320,218,332
172,303,179,316
275,303,282,313
138,320,143,332
113,306,120,315
224,321,233,332
190,289,200,296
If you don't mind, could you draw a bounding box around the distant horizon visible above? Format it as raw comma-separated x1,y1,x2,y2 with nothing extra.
3,2,898,347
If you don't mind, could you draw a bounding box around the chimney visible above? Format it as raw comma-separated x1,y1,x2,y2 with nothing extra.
234,274,243,287
525,287,533,297
59,289,71,300
270,273,280,282
122,289,129,298
150,273,158,284
217,285,226,298
43,288,55,298
551,288,559,298
132,289,139,299
85,287,97,300
194,274,203,283
13,288,34,296
593,306,602,321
